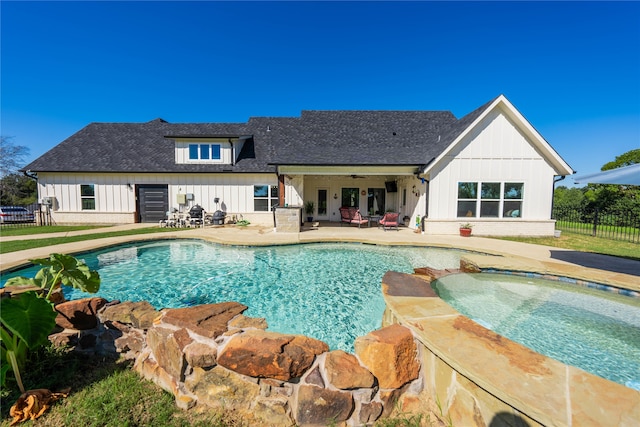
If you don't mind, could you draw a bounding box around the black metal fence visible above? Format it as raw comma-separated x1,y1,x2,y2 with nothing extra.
553,207,640,243
0,203,54,229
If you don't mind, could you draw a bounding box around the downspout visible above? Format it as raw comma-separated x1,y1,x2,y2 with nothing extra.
551,175,566,219
23,170,38,201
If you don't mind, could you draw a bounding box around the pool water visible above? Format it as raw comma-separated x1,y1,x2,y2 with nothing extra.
433,273,640,390
1,240,462,352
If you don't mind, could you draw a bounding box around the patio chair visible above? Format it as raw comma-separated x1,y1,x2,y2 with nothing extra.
378,212,399,231
339,207,369,228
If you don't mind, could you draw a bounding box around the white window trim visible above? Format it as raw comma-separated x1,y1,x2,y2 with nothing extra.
188,143,222,162
253,184,278,212
80,184,96,211
457,181,524,219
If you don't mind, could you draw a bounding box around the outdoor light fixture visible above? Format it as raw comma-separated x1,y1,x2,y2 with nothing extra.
333,193,338,199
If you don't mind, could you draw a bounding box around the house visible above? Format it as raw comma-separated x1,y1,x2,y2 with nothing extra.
23,95,574,235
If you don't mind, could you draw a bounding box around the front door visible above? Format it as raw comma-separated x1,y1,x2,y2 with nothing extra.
137,184,168,223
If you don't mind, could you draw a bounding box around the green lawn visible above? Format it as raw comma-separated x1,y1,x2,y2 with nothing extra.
491,230,639,261
0,225,104,237
0,227,185,254
0,346,243,427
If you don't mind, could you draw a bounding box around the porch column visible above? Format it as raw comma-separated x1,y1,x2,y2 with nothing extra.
278,174,285,207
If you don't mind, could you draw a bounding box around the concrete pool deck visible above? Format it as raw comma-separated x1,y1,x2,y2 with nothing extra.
1,223,638,293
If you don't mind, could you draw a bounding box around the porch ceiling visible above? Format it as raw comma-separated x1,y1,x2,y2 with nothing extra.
277,165,418,176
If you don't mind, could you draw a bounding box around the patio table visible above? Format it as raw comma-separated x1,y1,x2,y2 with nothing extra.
367,215,382,227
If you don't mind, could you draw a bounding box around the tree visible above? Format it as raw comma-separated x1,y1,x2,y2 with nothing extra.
601,148,639,170
553,186,586,210
0,173,37,206
583,149,640,218
0,136,37,206
0,136,30,177
554,149,640,220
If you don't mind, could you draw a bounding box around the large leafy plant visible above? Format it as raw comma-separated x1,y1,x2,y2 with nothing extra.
1,253,100,393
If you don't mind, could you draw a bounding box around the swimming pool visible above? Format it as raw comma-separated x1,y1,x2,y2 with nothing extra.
432,272,640,390
1,240,463,352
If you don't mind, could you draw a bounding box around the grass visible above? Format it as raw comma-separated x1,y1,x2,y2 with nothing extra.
0,345,244,427
492,230,640,261
0,225,104,237
0,227,185,254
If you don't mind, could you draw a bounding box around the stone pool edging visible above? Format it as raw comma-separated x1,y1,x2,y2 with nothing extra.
384,266,640,427
32,296,443,426
480,268,640,298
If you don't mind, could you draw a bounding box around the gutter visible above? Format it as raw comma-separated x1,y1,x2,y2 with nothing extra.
23,170,37,181
550,175,566,219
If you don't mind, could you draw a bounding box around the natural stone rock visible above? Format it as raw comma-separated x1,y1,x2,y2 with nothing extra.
185,365,260,410
295,385,354,425
184,342,217,368
49,330,80,348
379,388,406,417
325,350,375,390
228,314,268,330
100,301,159,329
161,302,248,339
55,297,108,330
303,365,324,387
460,259,481,273
217,330,329,381
172,328,193,351
135,349,182,401
359,400,384,424
252,396,292,426
114,323,145,359
2,284,65,304
355,324,420,389
147,327,186,380
78,333,97,349
260,378,293,398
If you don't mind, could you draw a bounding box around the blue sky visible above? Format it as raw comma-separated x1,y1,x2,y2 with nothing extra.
2,1,639,186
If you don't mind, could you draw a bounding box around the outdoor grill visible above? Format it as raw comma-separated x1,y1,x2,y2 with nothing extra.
188,205,205,219
212,210,226,225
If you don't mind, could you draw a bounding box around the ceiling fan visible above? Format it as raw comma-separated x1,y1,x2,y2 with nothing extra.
351,175,366,179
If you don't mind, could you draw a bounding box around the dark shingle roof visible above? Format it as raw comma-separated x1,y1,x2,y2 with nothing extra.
24,101,495,173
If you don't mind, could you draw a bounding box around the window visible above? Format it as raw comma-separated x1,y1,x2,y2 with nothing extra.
480,182,501,217
80,184,95,210
457,182,524,218
341,188,359,208
254,185,278,211
188,143,221,161
457,182,477,217
503,183,523,218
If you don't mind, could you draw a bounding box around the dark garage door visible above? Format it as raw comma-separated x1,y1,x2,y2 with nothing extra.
137,185,168,223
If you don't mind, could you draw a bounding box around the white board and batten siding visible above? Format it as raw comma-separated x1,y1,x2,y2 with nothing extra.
426,109,557,236
37,172,277,225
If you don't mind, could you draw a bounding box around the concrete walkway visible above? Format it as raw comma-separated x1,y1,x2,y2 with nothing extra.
1,223,638,292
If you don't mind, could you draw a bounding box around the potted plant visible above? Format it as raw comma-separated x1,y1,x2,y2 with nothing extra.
459,223,473,237
304,201,315,222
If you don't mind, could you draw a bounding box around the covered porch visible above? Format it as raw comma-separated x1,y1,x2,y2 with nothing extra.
277,165,427,228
